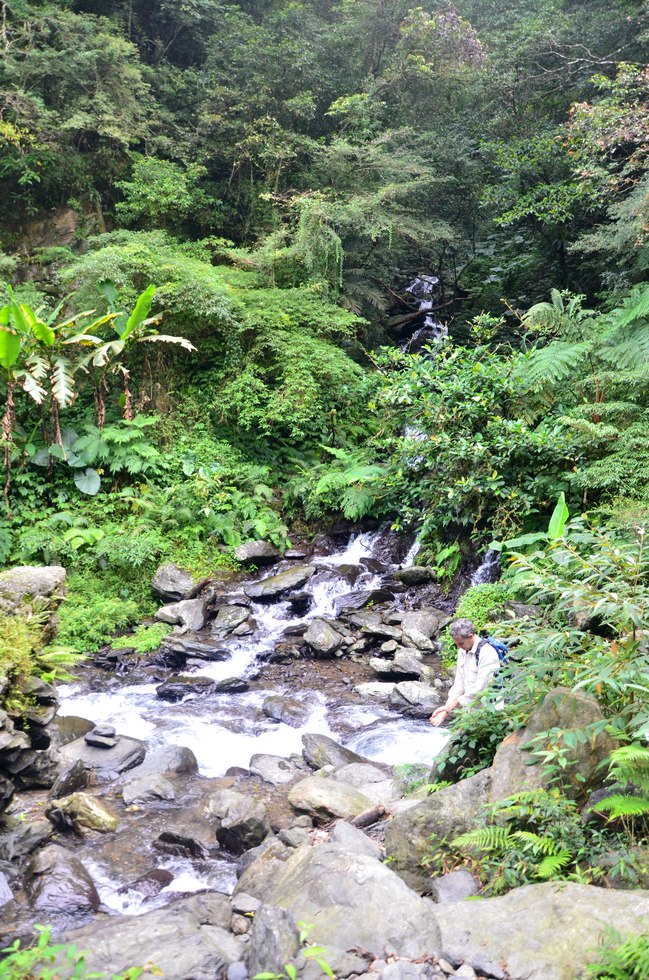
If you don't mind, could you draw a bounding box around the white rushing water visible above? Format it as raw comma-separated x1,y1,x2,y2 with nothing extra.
58,529,447,776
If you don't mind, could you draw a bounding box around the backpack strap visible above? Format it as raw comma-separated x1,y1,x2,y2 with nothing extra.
474,637,487,667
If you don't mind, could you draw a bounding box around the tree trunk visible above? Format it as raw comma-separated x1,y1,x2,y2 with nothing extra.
2,380,15,507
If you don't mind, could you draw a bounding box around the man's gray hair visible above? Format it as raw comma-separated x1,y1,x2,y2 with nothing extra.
449,618,476,640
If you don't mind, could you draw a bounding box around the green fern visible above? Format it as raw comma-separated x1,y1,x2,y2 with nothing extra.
536,848,573,878
452,825,511,852
585,929,649,979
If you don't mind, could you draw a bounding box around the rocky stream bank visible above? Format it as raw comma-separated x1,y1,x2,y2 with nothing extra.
1,531,647,980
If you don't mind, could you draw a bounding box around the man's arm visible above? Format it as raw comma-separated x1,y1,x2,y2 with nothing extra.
430,654,465,726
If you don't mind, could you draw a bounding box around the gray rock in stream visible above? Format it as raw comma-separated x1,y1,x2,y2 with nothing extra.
249,754,304,785
60,735,145,782
234,540,281,566
288,774,375,823
246,905,300,977
236,841,441,959
302,733,370,770
151,563,198,602
27,844,100,913
159,632,230,662
61,892,243,978
207,789,270,854
244,564,315,600
155,597,207,631
156,675,215,701
262,695,309,728
303,618,344,656
212,604,251,634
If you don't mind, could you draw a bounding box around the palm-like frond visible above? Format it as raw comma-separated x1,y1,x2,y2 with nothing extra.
519,341,595,389
50,356,76,406
452,826,511,852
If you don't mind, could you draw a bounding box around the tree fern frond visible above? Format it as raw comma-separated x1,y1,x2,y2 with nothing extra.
452,826,511,852
609,282,649,330
536,848,572,878
594,795,649,819
519,341,594,389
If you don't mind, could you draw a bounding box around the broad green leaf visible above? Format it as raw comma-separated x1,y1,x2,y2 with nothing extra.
48,443,66,460
30,318,55,346
96,279,120,310
0,321,21,369
74,467,101,495
51,356,75,406
547,491,569,540
121,284,156,340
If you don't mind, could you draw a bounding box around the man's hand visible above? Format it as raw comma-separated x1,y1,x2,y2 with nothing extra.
429,706,449,727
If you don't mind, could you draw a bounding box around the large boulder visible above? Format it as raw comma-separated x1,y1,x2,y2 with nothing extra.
246,905,300,977
212,605,251,634
234,540,281,566
244,565,315,601
384,769,492,892
60,735,145,782
249,754,304,786
237,841,441,959
301,733,369,770
151,563,198,602
121,773,177,805
45,792,117,833
27,844,99,913
61,893,243,978
287,774,375,823
154,597,207,631
263,695,309,728
388,680,441,714
207,788,270,854
401,608,449,638
303,619,344,656
489,687,618,803
436,881,649,980
0,565,66,615
333,762,404,806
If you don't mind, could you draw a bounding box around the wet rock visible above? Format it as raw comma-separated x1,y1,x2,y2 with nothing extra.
122,772,176,805
12,746,62,788
361,623,403,642
381,639,399,654
388,681,442,714
118,868,174,899
45,791,118,833
401,609,449,638
50,715,95,748
489,687,618,803
0,871,12,907
236,836,291,881
0,816,54,861
84,724,118,748
62,893,243,977
216,677,250,693
235,540,281,566
23,702,57,726
247,905,300,977
355,681,396,702
249,754,303,785
392,566,433,586
263,695,309,728
238,841,441,959
333,762,404,806
329,819,382,859
27,844,100,913
287,773,375,822
384,769,492,892
22,676,58,702
156,674,215,701
151,563,198,602
232,892,262,916
213,605,251,634
436,881,649,980
430,868,480,903
155,597,207,631
286,591,313,614
302,733,369,770
208,788,271,854
279,827,310,847
244,565,315,601
303,619,344,656
135,744,198,778
159,632,231,662
401,626,435,652
344,609,383,629
154,830,209,859
370,650,423,680
61,734,145,782
48,759,88,800
336,589,396,614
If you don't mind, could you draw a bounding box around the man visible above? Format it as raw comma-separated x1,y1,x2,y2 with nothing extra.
430,618,500,726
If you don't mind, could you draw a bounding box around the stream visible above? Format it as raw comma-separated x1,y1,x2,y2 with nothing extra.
43,529,452,920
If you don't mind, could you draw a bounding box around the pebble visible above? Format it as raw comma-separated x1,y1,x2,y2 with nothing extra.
227,963,248,980
455,966,476,979
437,959,455,975
230,913,251,935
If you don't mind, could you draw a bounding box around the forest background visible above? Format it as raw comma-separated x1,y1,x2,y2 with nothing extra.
2,0,649,655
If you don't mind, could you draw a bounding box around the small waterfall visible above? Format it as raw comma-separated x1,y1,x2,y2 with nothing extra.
402,275,448,349
470,548,502,586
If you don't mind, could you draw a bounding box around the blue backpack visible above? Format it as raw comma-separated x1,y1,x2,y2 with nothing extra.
475,635,508,667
